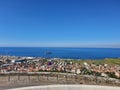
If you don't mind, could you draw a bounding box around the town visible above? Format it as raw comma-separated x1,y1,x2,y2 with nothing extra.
0,55,120,79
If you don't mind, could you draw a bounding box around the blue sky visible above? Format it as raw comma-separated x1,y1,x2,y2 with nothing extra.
0,0,120,47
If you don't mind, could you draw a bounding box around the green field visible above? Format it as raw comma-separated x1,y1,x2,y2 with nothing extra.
65,58,120,66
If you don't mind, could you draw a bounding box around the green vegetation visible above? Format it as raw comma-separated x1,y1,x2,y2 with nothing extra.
65,58,120,66
106,72,118,79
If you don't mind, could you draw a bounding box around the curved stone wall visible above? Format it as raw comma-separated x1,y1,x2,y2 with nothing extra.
7,85,120,90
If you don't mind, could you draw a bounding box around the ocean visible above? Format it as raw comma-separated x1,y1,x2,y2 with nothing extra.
0,47,120,59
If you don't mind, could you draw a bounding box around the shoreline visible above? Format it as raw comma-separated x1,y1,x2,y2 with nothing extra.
0,55,120,60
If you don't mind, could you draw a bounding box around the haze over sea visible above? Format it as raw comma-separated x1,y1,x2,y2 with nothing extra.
0,47,120,60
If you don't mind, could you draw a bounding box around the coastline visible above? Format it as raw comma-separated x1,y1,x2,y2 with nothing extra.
0,55,120,89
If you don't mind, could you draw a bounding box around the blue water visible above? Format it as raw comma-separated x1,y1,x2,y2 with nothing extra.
0,47,120,59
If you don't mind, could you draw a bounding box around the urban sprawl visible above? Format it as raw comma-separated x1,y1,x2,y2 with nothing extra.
0,56,120,79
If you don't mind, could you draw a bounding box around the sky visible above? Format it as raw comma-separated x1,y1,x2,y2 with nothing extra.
0,0,120,47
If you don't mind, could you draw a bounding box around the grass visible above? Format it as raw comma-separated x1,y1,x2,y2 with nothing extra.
65,58,120,66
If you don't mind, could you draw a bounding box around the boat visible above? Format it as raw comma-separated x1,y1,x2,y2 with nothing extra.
46,51,52,54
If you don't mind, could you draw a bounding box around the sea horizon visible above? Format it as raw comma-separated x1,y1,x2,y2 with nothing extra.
0,47,120,60
0,46,120,48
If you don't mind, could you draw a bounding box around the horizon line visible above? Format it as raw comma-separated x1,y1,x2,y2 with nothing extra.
0,46,120,48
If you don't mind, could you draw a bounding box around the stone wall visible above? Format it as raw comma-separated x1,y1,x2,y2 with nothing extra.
0,73,120,89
